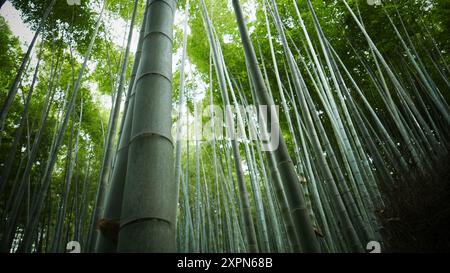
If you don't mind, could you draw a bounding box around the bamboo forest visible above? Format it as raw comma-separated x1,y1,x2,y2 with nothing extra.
0,0,449,254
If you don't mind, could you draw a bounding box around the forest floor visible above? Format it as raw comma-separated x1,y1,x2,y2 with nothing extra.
378,152,450,252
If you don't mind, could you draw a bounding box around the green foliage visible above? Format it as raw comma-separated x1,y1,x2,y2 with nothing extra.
0,16,21,91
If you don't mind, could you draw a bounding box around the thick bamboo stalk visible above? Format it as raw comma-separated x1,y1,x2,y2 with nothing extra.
117,0,178,252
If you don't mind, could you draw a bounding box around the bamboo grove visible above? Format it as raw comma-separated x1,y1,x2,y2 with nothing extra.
0,0,449,253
